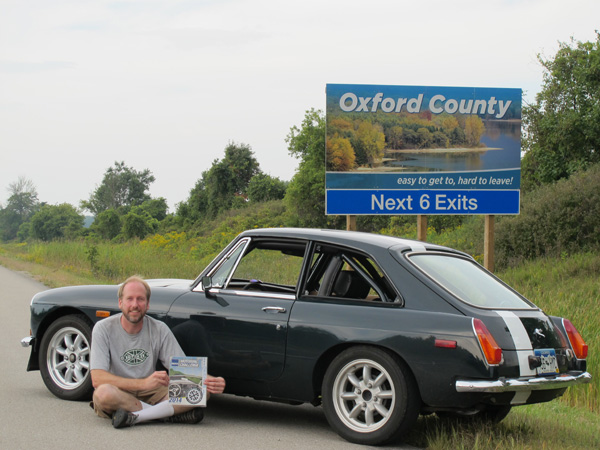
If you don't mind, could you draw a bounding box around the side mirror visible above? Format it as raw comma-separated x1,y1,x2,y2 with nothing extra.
202,276,214,297
201,276,229,307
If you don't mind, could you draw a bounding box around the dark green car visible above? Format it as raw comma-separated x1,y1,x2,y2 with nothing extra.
22,228,591,445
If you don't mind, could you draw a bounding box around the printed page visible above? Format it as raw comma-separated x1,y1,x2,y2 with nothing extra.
168,356,208,407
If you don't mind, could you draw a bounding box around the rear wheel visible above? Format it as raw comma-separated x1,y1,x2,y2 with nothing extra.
39,315,93,401
322,346,420,446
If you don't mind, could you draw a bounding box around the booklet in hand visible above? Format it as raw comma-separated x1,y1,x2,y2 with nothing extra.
168,356,208,407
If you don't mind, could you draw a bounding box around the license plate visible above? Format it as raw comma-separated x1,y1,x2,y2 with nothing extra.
535,348,559,375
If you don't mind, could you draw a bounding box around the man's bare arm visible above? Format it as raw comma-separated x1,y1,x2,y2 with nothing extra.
91,369,169,391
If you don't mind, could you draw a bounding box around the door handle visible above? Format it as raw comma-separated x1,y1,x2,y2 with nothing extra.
262,306,286,314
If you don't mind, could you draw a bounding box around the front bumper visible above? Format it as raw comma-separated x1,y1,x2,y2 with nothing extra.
456,371,592,393
21,336,40,371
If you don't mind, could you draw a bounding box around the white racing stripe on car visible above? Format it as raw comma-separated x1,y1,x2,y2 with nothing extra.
511,391,532,405
497,310,532,350
496,310,536,404
496,310,536,377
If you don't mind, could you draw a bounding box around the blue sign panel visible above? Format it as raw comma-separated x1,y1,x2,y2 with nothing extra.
326,190,520,215
325,83,521,215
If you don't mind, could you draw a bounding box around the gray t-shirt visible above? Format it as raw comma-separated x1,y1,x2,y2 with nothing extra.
90,313,184,379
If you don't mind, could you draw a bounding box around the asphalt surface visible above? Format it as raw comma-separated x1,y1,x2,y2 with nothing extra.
0,264,421,449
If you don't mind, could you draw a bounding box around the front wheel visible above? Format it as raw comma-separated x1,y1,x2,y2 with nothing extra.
39,315,93,401
322,346,420,446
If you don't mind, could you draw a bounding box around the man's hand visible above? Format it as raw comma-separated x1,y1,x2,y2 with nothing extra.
204,375,226,394
144,371,170,389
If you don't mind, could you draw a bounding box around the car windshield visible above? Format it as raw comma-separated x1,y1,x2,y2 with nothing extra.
408,253,534,309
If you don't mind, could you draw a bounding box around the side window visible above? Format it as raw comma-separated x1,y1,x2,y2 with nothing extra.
222,240,306,295
210,239,249,287
306,246,399,303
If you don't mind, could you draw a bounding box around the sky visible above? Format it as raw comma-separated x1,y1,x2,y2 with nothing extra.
1,0,598,213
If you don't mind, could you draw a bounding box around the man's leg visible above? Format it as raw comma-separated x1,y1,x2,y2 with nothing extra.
112,402,203,428
92,384,173,424
132,393,200,423
102,387,202,428
92,384,144,417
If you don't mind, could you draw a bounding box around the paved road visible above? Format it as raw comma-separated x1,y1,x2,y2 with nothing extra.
0,265,418,449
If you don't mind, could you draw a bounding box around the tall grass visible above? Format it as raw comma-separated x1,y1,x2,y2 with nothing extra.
497,253,599,413
411,402,600,449
0,233,220,285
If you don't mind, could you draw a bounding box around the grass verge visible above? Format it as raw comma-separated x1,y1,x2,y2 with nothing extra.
405,402,600,449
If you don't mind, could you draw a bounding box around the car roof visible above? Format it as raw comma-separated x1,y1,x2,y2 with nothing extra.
238,227,457,255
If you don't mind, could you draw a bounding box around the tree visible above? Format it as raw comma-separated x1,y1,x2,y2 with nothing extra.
432,130,449,148
464,116,485,147
176,177,208,225
416,127,433,148
0,208,20,241
284,108,327,227
122,206,158,239
201,142,259,216
326,135,355,171
178,142,260,222
30,204,84,241
247,174,287,203
522,32,600,189
81,161,155,215
91,209,122,240
355,121,386,166
221,142,261,196
139,198,168,222
450,127,466,146
387,126,403,149
0,177,39,241
437,114,460,133
7,177,39,221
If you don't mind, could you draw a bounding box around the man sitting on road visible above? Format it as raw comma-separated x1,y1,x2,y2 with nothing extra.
90,275,226,428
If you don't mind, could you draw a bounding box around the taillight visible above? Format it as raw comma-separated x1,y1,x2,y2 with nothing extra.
562,319,588,359
473,318,502,365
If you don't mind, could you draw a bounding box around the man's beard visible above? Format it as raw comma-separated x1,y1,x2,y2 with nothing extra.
122,310,145,324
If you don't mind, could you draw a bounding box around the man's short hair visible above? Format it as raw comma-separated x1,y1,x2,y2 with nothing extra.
118,276,151,301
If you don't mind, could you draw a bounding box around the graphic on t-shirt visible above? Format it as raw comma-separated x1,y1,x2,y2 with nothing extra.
120,349,149,365
168,356,207,407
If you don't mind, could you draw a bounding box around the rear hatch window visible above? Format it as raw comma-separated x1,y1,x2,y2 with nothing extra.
408,253,535,310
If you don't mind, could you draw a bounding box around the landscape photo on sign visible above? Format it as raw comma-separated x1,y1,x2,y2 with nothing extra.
325,84,521,175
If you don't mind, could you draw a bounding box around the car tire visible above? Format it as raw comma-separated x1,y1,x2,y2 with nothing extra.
39,314,94,401
322,346,420,446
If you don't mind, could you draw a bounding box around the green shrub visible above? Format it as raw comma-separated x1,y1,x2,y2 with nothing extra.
496,164,600,268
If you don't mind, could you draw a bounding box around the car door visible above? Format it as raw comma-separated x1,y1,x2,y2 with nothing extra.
166,237,307,385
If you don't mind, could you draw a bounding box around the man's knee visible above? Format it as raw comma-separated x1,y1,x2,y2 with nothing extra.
93,384,120,407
